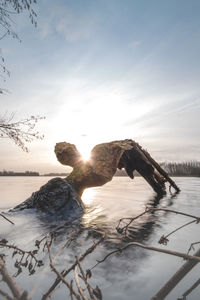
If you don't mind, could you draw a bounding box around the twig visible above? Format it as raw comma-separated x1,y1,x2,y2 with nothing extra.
74,265,89,300
116,207,200,236
179,277,200,299
151,247,200,299
42,236,104,300
149,208,200,221
158,219,197,245
0,257,28,299
0,115,45,152
76,257,94,300
0,213,14,225
91,242,200,270
45,237,81,300
0,242,41,265
0,239,44,277
0,288,14,300
117,209,148,236
70,280,74,300
165,220,196,240
52,227,81,259
187,241,200,255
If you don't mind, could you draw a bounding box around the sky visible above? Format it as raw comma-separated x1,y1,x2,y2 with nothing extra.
0,0,200,174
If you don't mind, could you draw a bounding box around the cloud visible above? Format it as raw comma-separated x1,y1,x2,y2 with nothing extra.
56,16,95,42
129,40,142,49
39,22,52,38
39,3,96,41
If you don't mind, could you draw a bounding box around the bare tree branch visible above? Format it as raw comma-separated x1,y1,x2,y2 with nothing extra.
91,242,200,270
42,236,104,300
116,207,200,236
74,265,89,300
187,241,200,255
0,239,44,276
0,113,45,151
0,287,14,300
45,237,81,300
0,213,14,225
158,219,196,246
178,277,200,300
0,257,28,299
0,1,37,93
75,257,94,300
152,247,200,300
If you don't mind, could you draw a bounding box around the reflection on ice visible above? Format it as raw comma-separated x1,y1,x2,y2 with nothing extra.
82,205,103,227
82,188,96,205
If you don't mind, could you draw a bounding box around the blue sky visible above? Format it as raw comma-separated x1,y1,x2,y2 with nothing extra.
0,0,200,173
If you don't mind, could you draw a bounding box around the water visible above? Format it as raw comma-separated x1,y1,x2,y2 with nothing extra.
0,176,200,299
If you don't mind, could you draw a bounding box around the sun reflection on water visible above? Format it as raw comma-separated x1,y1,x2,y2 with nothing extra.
82,188,96,205
82,188,103,227
82,205,103,227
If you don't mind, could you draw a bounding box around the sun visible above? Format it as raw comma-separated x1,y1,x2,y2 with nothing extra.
81,149,91,161
77,143,92,161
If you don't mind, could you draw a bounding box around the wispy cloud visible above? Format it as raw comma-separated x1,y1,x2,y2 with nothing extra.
39,22,52,38
56,16,95,41
39,3,96,41
129,40,142,49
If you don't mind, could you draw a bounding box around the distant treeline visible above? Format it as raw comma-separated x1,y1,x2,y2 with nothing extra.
1,162,199,177
115,161,200,177
0,170,39,176
161,161,200,177
42,173,69,177
115,169,128,176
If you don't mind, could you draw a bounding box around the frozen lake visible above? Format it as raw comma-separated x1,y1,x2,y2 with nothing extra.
0,176,200,299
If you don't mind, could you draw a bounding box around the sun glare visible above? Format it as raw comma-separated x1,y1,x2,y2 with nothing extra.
81,149,91,161
82,188,95,205
77,144,92,161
